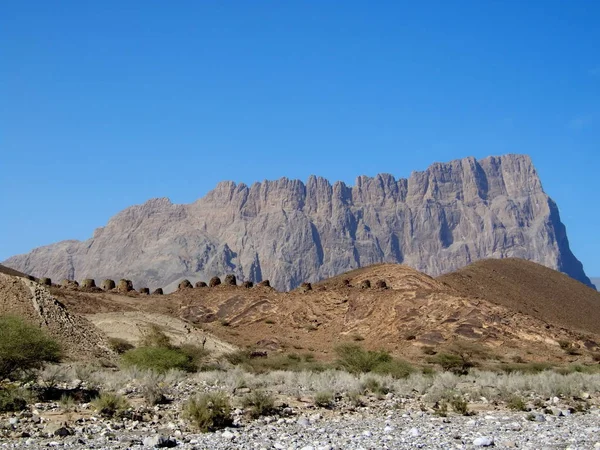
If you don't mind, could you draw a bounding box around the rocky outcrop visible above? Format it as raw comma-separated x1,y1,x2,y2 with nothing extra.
3,155,594,290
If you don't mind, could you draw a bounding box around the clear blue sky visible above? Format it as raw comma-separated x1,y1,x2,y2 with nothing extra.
1,1,599,275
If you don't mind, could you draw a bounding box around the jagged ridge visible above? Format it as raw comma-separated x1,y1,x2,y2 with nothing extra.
3,154,593,291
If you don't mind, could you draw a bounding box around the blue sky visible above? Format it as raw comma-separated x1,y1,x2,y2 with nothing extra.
1,1,599,275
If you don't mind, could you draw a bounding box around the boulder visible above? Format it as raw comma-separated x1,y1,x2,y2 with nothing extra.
242,281,253,288
39,277,52,286
224,274,237,286
209,276,221,287
61,279,79,289
257,280,271,288
152,288,164,295
101,279,116,291
195,281,208,288
139,287,150,295
178,279,193,290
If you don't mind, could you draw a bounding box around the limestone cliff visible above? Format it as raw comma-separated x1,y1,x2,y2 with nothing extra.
4,154,594,291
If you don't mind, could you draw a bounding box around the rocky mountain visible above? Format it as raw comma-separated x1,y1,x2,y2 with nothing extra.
4,154,594,291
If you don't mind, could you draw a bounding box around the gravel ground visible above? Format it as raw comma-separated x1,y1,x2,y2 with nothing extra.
2,401,600,449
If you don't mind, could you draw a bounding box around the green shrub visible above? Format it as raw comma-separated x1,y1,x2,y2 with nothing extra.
92,392,130,418
183,392,232,432
224,349,252,366
139,325,172,348
242,390,275,418
335,344,412,378
314,391,333,408
361,377,392,396
335,344,391,373
0,387,29,412
371,359,414,379
0,316,61,380
108,337,134,354
121,347,197,373
427,353,473,375
179,344,210,367
449,395,472,416
507,395,527,411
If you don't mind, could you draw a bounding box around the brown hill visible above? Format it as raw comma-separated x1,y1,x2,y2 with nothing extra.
0,269,113,361
438,258,600,336
50,261,600,365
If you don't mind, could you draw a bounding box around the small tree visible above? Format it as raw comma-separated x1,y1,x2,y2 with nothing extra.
0,316,62,380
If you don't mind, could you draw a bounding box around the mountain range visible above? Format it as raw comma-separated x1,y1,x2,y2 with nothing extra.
3,154,594,291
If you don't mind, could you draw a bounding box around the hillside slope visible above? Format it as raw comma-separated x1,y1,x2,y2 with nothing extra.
3,154,593,291
51,261,600,364
438,258,600,336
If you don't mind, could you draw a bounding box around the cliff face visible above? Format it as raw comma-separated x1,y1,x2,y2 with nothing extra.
4,154,594,291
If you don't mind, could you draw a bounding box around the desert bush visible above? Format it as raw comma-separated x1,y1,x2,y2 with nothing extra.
179,344,210,367
242,390,275,418
92,392,130,418
360,376,392,396
142,378,169,405
335,344,391,373
0,386,29,412
427,353,473,375
335,344,412,378
108,337,135,354
449,394,472,415
139,324,172,348
372,359,414,379
122,347,197,373
507,395,527,411
183,391,232,432
314,390,333,408
0,316,62,380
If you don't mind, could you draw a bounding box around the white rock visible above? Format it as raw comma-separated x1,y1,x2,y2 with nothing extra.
409,427,420,437
273,444,285,450
300,446,314,450
221,430,234,439
384,426,394,433
8,417,18,425
473,437,494,447
362,430,372,437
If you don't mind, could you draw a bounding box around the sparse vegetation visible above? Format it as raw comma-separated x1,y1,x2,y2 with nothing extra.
121,346,197,373
183,391,232,432
0,315,62,380
449,394,472,416
335,344,413,378
0,386,29,412
506,395,527,411
92,392,130,418
314,390,334,407
427,353,473,375
108,337,135,354
242,390,276,418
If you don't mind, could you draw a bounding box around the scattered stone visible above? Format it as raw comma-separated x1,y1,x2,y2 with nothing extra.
221,430,234,439
139,287,150,295
359,279,371,289
54,426,73,437
195,281,208,288
409,427,420,437
152,288,164,295
473,437,494,447
102,279,116,291
209,277,221,287
142,435,177,448
224,274,237,286
178,279,193,290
